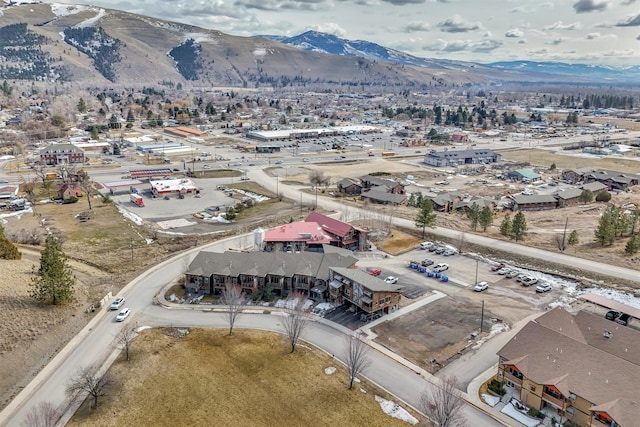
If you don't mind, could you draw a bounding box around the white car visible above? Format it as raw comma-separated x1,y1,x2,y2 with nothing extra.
419,241,434,250
110,297,125,311
432,263,449,272
202,164,211,169
522,277,539,286
535,283,552,293
384,276,398,284
240,176,250,181
303,158,310,162
115,308,131,322
474,281,489,292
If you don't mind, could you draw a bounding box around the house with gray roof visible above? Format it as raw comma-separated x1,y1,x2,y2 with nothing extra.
554,188,583,207
184,250,357,300
360,188,407,205
329,267,402,321
510,194,558,211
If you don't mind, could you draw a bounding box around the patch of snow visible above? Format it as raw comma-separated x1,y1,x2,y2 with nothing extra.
360,388,366,393
579,286,640,310
233,188,270,203
253,48,267,56
501,402,540,427
482,394,500,407
324,367,336,375
374,395,418,425
184,32,214,43
117,205,143,225
135,325,152,332
75,7,105,28
274,298,314,310
472,322,509,350
50,3,91,17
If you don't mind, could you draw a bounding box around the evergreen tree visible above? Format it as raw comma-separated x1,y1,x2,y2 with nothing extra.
499,214,512,237
578,189,593,203
29,236,76,305
126,109,135,123
415,200,436,238
479,206,494,232
625,235,639,255
77,97,87,113
510,212,527,241
568,230,579,247
594,207,616,246
467,203,480,231
0,223,21,260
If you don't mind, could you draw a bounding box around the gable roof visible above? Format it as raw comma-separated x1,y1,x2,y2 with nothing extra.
361,188,406,204
305,212,352,238
263,221,335,244
186,251,357,282
497,307,640,410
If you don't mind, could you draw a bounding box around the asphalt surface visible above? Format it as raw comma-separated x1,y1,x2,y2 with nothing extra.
2,152,639,427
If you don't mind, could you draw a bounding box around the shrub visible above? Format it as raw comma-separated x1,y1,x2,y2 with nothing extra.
488,379,506,395
595,191,611,202
527,408,546,419
62,196,78,204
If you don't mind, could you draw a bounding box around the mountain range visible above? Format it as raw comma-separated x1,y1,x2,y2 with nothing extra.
0,1,638,89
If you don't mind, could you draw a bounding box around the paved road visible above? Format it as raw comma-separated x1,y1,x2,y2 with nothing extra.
2,158,639,426
0,239,502,427
250,168,640,285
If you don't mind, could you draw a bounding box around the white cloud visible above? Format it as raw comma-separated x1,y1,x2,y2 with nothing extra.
505,29,523,38
305,22,347,37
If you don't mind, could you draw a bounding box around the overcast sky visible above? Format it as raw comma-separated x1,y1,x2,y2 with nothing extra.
41,0,640,66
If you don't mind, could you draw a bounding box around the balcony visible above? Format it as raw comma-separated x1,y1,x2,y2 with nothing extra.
502,371,523,387
541,392,567,410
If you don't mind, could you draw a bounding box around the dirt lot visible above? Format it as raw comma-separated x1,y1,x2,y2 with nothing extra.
68,328,422,427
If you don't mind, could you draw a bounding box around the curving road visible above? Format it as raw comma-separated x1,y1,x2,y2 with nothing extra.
0,236,502,427
2,160,639,427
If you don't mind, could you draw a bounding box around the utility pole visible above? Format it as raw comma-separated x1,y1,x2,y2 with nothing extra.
561,217,568,252
480,300,485,333
474,259,478,286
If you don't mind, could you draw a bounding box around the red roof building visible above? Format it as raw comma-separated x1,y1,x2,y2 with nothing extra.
263,212,369,253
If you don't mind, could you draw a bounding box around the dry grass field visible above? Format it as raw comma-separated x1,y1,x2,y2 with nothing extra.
68,329,422,427
499,148,640,173
0,249,107,409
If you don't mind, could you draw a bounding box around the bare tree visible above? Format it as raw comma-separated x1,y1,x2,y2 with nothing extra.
77,169,98,209
115,326,136,361
282,292,309,353
344,332,371,390
222,281,245,336
23,401,59,427
66,364,114,409
552,233,566,252
419,376,467,427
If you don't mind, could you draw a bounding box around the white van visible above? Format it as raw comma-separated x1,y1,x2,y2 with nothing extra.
419,241,433,250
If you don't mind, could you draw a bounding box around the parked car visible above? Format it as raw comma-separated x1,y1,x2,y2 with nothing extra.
419,241,434,250
616,313,631,326
516,274,528,282
274,160,283,164
428,245,438,252
110,297,126,311
443,249,457,256
433,263,449,272
435,247,446,255
506,270,519,278
303,158,310,162
490,263,505,271
535,283,552,293
497,268,511,275
605,310,621,321
421,258,434,267
522,277,538,286
384,276,398,284
115,308,131,322
474,281,489,292
365,267,382,276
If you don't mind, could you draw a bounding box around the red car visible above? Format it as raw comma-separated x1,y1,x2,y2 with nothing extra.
490,263,505,272
365,267,382,276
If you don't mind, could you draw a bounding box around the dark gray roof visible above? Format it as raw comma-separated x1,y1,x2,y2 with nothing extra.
361,188,406,204
186,251,357,281
554,188,583,200
360,175,399,187
330,267,402,292
581,181,607,192
511,194,557,204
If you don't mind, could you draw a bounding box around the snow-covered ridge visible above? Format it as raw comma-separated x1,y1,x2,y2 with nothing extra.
50,2,91,17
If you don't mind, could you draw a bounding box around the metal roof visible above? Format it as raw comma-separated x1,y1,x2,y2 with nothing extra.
581,293,640,320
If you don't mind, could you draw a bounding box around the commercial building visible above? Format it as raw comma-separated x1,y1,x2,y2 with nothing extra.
39,143,85,166
423,149,501,168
